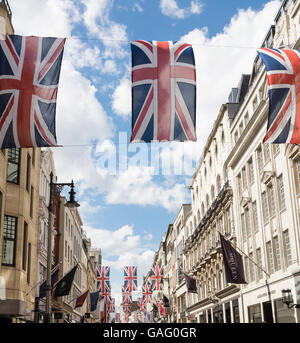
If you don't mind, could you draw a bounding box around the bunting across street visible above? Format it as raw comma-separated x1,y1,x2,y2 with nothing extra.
142,282,152,303
96,265,110,293
0,34,66,148
130,40,197,143
150,265,164,291
257,48,300,144
123,266,138,292
121,286,132,304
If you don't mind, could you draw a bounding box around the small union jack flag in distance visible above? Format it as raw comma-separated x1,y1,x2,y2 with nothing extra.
150,265,164,291
96,265,110,293
142,281,152,303
257,48,300,143
123,266,138,291
121,286,132,304
131,40,197,142
0,34,66,148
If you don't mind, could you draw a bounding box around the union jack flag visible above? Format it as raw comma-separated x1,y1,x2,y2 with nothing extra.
123,266,138,291
123,302,131,313
96,265,110,293
142,281,152,303
257,48,300,143
0,34,66,148
150,265,164,291
108,297,115,313
122,286,132,304
131,40,196,142
138,297,146,312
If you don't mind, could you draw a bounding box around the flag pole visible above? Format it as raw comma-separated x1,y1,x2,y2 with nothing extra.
218,231,270,278
25,263,60,297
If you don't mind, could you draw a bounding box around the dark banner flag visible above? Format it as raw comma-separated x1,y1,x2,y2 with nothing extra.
39,268,58,298
53,264,78,297
219,233,247,284
75,289,89,308
90,291,100,312
183,272,197,293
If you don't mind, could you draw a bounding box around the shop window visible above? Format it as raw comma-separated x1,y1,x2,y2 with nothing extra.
248,304,262,323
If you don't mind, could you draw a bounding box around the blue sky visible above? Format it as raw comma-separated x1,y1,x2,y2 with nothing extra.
8,0,282,309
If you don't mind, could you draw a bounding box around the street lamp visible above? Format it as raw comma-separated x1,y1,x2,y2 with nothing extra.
281,289,300,309
44,172,80,323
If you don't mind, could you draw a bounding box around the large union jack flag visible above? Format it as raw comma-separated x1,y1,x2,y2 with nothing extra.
142,281,152,303
123,266,138,291
257,48,300,144
150,265,164,291
96,265,110,293
131,40,196,142
0,34,66,148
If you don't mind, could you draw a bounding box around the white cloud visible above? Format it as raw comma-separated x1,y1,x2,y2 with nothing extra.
112,78,131,117
133,3,143,13
104,166,189,212
9,0,79,37
81,0,128,60
180,0,281,147
160,0,203,19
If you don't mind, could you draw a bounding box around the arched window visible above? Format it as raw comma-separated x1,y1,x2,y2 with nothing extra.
201,202,205,216
216,175,221,193
197,209,200,224
211,185,215,201
206,194,210,209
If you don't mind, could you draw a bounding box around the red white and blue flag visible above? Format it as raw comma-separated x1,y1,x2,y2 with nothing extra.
142,282,152,303
0,34,65,148
96,265,110,293
123,302,131,313
121,286,132,304
123,266,138,291
130,40,196,142
150,265,164,291
138,297,146,312
257,48,300,144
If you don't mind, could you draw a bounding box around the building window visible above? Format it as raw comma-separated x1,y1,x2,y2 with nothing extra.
273,144,280,155
237,173,242,196
257,146,263,172
295,158,300,194
278,175,286,210
262,192,269,224
264,144,271,162
232,299,240,323
2,215,17,266
253,96,258,112
248,304,262,323
244,256,249,282
256,248,263,280
252,201,259,232
6,148,21,184
241,213,246,241
26,153,31,191
266,241,275,274
245,207,251,237
226,207,232,234
27,242,31,283
242,167,247,189
22,221,28,271
267,183,276,218
244,112,249,126
234,131,238,144
248,158,255,184
249,252,255,282
273,236,281,271
30,186,34,218
282,230,292,267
